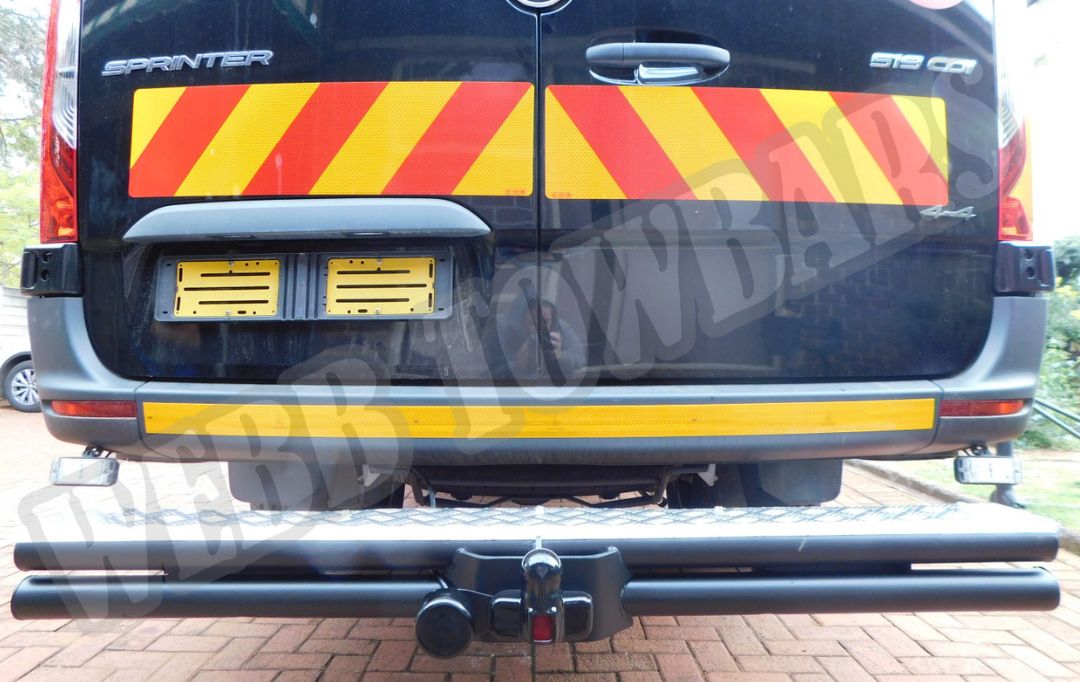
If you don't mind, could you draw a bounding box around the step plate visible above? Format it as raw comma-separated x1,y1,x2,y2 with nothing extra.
16,504,1059,573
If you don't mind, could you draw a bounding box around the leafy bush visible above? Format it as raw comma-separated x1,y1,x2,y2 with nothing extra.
1020,237,1080,450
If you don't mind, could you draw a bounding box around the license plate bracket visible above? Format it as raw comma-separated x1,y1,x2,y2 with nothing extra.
954,455,1021,485
50,457,120,487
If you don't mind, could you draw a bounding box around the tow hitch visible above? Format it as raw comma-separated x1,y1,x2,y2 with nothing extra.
11,504,1061,658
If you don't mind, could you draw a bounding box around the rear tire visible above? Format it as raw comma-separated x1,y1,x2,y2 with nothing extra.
3,360,41,413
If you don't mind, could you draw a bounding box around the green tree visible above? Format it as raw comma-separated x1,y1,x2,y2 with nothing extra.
1022,240,1080,449
0,4,46,286
0,5,46,165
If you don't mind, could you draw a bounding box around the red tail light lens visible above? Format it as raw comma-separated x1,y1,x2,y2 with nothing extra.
530,614,555,644
40,0,80,244
995,0,1034,241
939,400,1026,418
52,401,137,419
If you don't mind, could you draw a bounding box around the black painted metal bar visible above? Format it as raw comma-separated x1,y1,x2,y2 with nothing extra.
11,576,439,620
13,531,1060,575
622,569,1061,616
13,569,1059,622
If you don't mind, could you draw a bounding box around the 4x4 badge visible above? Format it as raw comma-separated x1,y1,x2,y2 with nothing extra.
921,205,976,221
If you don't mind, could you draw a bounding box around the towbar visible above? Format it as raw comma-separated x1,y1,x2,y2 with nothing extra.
12,503,1061,658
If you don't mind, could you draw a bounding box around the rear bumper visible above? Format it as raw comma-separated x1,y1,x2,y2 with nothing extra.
10,503,1061,651
29,294,1046,465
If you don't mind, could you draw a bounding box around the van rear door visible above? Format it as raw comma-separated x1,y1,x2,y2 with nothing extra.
539,0,999,384
77,0,540,384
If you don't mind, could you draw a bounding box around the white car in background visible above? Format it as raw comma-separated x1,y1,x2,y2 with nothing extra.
0,287,38,413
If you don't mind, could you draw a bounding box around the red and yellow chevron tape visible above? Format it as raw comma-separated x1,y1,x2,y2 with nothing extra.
129,81,535,198
546,85,949,205
129,81,948,207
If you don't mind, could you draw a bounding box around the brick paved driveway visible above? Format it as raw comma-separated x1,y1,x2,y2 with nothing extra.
2,408,1079,681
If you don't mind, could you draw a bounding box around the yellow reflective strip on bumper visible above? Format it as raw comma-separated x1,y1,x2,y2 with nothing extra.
143,399,936,439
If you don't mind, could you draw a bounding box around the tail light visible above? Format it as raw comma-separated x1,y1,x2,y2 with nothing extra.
40,0,80,244
52,400,137,419
939,399,1026,418
995,0,1034,241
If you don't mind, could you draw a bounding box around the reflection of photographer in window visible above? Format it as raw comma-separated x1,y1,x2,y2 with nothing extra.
514,299,586,380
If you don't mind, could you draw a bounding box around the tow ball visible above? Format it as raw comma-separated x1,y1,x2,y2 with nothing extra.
414,543,632,658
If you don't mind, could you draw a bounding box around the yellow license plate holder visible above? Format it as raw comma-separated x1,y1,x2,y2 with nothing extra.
173,259,281,319
325,257,436,317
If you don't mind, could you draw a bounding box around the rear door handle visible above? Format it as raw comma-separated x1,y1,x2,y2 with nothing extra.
586,42,730,85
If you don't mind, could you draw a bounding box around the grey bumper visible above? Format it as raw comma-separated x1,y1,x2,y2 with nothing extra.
29,295,1047,465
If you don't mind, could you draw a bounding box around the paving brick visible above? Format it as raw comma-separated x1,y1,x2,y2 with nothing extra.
736,655,824,674
321,654,368,681
575,652,657,673
953,616,1034,631
296,636,372,656
936,628,1023,646
242,652,330,670
270,671,319,682
842,639,907,674
1022,615,1080,645
0,631,83,648
259,623,315,653
534,642,574,672
574,639,613,653
655,652,706,681
865,625,931,657
885,615,947,642
705,673,792,681
360,674,445,682
1012,628,1080,662
147,635,231,653
345,623,415,640
983,656,1052,682
898,656,995,676
308,618,356,640
367,640,416,672
744,615,794,642
85,649,174,670
105,620,178,651
45,631,120,667
203,637,266,670
618,673,663,682
203,622,281,639
687,641,738,673
409,653,492,673
919,640,1006,659
15,669,111,682
191,673,276,682
997,644,1077,677
645,626,721,641
168,620,212,636
613,638,689,654
812,614,891,627
764,640,846,657
0,648,60,682
154,652,214,682
791,626,871,642
817,656,875,682
875,676,965,682
493,655,533,681
716,619,767,656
